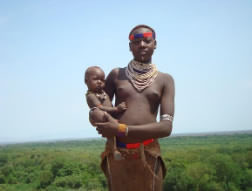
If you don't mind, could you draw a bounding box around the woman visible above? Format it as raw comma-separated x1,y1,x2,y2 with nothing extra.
95,24,175,191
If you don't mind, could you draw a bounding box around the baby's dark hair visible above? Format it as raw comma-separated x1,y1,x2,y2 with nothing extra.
129,24,156,40
84,66,103,82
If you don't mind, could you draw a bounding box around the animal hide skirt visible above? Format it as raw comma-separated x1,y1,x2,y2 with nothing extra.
100,139,166,191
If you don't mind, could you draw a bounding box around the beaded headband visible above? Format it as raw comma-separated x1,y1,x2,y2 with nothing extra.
129,32,155,41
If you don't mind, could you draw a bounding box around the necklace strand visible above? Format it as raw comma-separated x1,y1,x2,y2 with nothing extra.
125,60,158,92
86,90,107,102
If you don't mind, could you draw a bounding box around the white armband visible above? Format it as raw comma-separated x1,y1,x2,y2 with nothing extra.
160,114,173,122
89,107,98,112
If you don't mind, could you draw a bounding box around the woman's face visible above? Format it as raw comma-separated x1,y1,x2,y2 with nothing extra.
129,27,156,63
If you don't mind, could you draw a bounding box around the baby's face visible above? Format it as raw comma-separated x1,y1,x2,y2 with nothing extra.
86,68,105,93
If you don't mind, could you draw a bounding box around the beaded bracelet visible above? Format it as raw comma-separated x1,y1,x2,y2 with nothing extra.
117,123,128,137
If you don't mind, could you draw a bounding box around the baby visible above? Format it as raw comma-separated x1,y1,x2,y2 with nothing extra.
84,66,127,160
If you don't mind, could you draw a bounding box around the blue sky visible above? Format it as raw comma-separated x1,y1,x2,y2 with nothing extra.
0,0,252,143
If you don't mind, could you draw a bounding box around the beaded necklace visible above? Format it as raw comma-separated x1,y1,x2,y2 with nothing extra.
125,60,158,92
86,90,107,102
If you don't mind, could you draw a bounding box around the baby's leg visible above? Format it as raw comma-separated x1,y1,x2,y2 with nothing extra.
89,108,122,160
89,108,106,123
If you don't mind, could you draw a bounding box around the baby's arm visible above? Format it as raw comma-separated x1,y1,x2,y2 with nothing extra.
98,102,127,113
86,93,127,113
86,94,106,125
86,93,101,108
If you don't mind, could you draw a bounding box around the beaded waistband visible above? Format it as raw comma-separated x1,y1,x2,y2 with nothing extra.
116,138,154,149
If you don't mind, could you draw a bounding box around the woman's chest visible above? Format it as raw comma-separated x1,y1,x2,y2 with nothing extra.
115,79,162,103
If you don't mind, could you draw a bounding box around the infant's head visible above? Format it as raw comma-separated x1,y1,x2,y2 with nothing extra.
85,66,105,93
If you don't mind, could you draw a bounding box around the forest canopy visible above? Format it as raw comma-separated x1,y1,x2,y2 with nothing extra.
0,133,252,191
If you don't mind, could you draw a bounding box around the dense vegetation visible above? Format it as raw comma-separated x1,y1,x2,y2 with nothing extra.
0,133,251,191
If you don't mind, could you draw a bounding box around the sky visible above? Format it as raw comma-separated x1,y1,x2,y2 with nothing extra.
0,0,252,143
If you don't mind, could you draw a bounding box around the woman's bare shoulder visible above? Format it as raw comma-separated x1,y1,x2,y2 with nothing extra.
157,71,174,84
107,67,126,80
109,67,125,75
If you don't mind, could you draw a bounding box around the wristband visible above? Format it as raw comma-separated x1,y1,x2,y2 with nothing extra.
125,126,129,136
117,123,128,137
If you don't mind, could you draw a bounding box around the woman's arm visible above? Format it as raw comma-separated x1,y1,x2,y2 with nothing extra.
104,68,118,102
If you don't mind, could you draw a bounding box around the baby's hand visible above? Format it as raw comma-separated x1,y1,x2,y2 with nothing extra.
117,102,127,112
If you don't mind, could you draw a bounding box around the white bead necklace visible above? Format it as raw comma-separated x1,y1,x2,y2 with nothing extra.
125,60,158,92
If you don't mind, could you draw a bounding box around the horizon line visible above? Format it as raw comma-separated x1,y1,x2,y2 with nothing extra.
1,129,251,146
